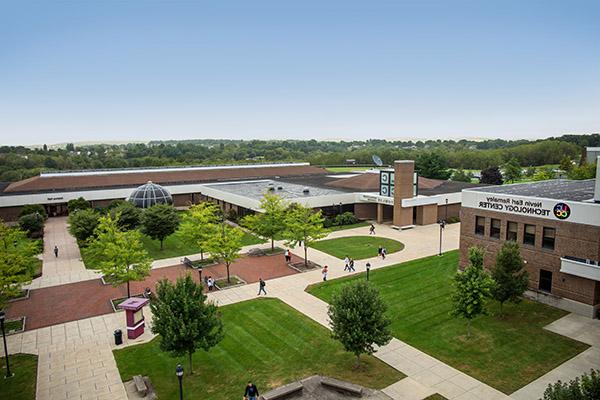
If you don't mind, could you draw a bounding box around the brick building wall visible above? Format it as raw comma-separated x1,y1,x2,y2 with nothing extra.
460,206,600,307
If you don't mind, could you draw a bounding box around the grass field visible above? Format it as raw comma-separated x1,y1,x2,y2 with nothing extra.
310,236,404,260
1,353,38,400
82,230,265,268
308,251,589,394
114,298,403,400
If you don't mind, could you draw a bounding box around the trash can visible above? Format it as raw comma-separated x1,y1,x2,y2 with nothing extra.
114,329,123,345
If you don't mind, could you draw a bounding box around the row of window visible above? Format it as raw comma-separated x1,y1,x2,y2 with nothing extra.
474,216,556,249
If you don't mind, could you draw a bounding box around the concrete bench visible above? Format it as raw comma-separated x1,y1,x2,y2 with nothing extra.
321,376,363,397
260,381,303,400
133,375,148,396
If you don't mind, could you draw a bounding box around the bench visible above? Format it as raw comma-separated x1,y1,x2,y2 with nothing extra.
133,375,148,396
321,376,363,397
247,248,266,257
260,381,303,400
182,257,194,268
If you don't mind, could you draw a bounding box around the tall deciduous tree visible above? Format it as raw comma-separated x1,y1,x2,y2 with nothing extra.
68,209,100,243
141,204,181,250
0,221,38,310
451,247,494,337
451,169,474,183
480,166,504,185
205,224,243,283
282,204,327,266
110,201,142,231
150,274,223,374
86,214,151,298
242,193,287,251
416,151,452,179
491,241,528,315
502,158,522,183
328,281,392,366
178,202,220,260
67,197,91,213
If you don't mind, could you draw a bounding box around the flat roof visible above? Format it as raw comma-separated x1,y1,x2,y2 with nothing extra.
204,179,348,200
466,179,596,203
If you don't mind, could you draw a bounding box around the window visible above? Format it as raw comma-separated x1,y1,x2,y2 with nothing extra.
490,218,501,239
506,221,518,241
475,216,485,235
523,224,536,246
539,270,552,293
542,227,556,250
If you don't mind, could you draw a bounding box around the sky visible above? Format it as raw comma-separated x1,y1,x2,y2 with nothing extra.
0,0,599,146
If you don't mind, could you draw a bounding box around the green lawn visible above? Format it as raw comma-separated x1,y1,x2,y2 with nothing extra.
327,221,370,232
1,353,38,400
82,230,265,268
308,251,589,394
114,298,403,400
310,236,404,260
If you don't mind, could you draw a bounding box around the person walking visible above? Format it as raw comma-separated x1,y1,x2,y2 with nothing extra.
322,265,328,281
207,276,214,291
381,247,387,260
369,224,376,235
348,258,355,272
54,245,59,258
343,255,350,271
377,246,382,258
284,248,291,263
258,278,267,295
244,381,260,400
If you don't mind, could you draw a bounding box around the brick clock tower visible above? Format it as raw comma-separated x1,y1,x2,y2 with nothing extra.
393,160,415,227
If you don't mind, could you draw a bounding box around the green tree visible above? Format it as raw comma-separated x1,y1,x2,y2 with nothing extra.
0,221,38,310
205,224,243,283
542,369,599,400
68,209,100,243
416,152,452,179
559,156,574,173
451,169,473,183
140,204,181,250
179,202,220,261
241,193,287,251
480,166,504,185
19,204,47,220
67,197,91,213
533,166,555,181
502,158,522,183
524,166,536,177
86,214,151,298
150,274,223,374
451,247,494,337
490,241,529,315
282,204,327,266
110,201,142,231
567,163,596,180
328,281,392,366
18,213,44,237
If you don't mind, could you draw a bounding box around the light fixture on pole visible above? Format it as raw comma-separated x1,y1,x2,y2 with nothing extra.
366,262,371,281
176,364,184,400
438,219,446,256
0,311,13,378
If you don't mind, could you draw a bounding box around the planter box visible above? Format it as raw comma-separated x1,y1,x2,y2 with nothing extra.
4,316,26,335
8,289,30,303
214,275,246,290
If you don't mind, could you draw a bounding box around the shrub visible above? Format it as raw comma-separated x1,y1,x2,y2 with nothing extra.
19,204,47,220
68,209,100,243
67,197,91,213
543,369,600,400
18,214,44,238
334,212,359,226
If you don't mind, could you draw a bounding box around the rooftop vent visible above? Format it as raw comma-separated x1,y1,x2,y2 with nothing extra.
277,186,283,190
303,188,310,194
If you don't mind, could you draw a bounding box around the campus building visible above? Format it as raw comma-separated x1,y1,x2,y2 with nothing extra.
0,161,479,227
459,159,600,318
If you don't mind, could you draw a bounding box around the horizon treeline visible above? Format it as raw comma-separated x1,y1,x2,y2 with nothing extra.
0,133,598,182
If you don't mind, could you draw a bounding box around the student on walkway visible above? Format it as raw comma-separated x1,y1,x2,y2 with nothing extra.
377,246,382,257
284,248,291,263
381,247,387,260
244,382,260,400
322,265,328,281
348,258,355,272
258,278,267,295
369,224,376,235
207,276,214,291
344,255,350,271
54,245,59,258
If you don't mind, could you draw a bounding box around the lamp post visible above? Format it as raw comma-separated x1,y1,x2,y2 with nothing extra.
438,219,446,256
366,262,371,281
176,364,184,400
0,311,13,378
197,266,203,285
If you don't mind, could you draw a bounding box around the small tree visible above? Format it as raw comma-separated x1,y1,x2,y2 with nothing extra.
67,197,91,213
150,274,223,374
533,167,555,181
542,369,599,400
205,224,243,283
68,209,100,243
451,247,494,337
502,158,522,183
179,202,220,261
415,151,452,179
568,163,596,180
451,169,473,183
282,204,327,266
19,204,47,220
559,156,574,173
490,241,529,315
328,281,392,367
141,204,181,250
524,166,536,177
241,193,287,251
86,214,151,298
110,201,142,231
0,221,38,310
480,166,504,185
18,213,44,237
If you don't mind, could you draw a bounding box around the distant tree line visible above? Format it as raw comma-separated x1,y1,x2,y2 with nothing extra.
0,134,598,182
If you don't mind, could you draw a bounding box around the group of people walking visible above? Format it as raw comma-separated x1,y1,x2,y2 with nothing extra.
377,246,387,259
343,255,356,272
203,276,216,291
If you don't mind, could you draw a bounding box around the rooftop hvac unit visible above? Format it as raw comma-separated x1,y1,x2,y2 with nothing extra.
303,188,310,194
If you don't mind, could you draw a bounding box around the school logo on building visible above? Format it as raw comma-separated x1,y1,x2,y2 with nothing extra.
553,203,571,220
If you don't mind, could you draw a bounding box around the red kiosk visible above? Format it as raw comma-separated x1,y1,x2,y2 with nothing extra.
118,297,150,339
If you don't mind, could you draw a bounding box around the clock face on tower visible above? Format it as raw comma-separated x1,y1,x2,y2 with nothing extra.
380,173,389,184
379,171,394,197
380,185,389,196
